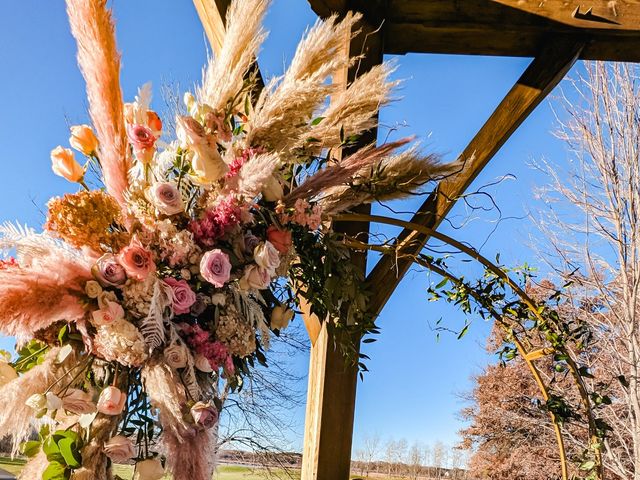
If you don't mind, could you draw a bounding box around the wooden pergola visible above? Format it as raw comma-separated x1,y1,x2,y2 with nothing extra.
192,1,640,478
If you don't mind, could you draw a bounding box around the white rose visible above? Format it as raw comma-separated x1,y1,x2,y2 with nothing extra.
104,435,136,463
194,354,213,373
164,343,188,370
271,305,294,330
46,392,63,411
253,241,280,274
0,361,18,387
134,458,165,480
85,280,103,299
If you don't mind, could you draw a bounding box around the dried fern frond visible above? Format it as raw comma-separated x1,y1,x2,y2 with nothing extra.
284,138,411,205
306,62,399,151
319,146,463,214
66,0,129,208
244,13,361,155
198,0,269,112
140,279,173,352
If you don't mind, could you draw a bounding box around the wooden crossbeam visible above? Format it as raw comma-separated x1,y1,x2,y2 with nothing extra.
366,39,585,317
383,0,640,61
192,0,230,56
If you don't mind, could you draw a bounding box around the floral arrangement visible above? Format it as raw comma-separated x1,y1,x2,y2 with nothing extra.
0,1,456,479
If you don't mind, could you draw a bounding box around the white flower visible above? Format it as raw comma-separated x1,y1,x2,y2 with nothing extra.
0,360,18,387
85,280,103,299
211,293,227,306
26,393,46,411
253,241,280,275
164,343,188,370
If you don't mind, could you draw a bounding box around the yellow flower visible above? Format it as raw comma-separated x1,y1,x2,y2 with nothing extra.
69,124,99,156
51,146,84,183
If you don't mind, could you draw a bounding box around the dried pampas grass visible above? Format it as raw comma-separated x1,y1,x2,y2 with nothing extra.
245,13,360,155
141,358,191,440
72,414,119,480
306,63,398,151
0,348,74,455
284,138,411,205
319,146,463,214
237,152,280,198
0,249,92,337
66,0,129,208
198,0,269,112
161,428,217,480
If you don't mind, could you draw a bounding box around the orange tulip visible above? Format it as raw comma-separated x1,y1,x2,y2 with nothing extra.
69,124,99,155
51,146,84,183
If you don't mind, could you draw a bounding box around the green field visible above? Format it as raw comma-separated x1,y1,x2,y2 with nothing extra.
0,458,302,479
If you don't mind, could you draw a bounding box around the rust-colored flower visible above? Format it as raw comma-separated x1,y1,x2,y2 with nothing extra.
45,190,128,252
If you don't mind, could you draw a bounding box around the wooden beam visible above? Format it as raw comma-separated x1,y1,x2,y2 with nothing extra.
192,0,230,56
382,0,640,61
366,39,585,316
301,10,384,480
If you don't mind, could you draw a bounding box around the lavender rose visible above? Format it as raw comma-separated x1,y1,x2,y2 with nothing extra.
190,401,218,428
148,182,184,216
200,249,232,288
92,254,127,287
164,278,196,315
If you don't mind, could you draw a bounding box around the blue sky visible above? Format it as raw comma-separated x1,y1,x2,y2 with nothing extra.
0,0,577,455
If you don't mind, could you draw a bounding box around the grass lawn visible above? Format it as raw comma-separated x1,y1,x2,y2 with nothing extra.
0,457,302,479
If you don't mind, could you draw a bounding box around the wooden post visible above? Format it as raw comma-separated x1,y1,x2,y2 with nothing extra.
301,11,384,480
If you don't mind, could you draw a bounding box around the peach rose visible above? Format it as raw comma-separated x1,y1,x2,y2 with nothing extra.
69,124,99,156
266,226,292,254
148,182,184,216
190,401,218,428
92,300,125,326
147,111,162,136
118,239,155,281
254,241,280,275
51,146,84,183
97,386,126,416
239,265,270,290
104,435,136,463
134,458,165,480
270,305,294,330
163,343,188,370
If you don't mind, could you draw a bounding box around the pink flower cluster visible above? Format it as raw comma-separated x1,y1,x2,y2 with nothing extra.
291,199,323,230
180,323,234,372
189,198,242,247
225,147,266,179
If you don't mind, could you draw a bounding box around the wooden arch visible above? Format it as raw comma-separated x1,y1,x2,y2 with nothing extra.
191,1,640,478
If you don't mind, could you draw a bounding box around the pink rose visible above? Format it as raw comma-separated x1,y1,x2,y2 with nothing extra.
97,386,126,416
92,300,125,326
92,254,127,287
118,239,155,281
240,265,271,290
62,389,96,414
266,226,292,254
148,182,184,216
127,124,157,151
190,401,218,428
164,278,196,315
104,435,136,463
200,249,232,288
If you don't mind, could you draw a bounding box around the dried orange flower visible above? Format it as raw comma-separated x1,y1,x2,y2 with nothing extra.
45,190,129,252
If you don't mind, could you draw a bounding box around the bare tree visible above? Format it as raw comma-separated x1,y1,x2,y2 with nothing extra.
432,441,446,479
359,433,381,477
535,62,640,479
407,442,423,480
